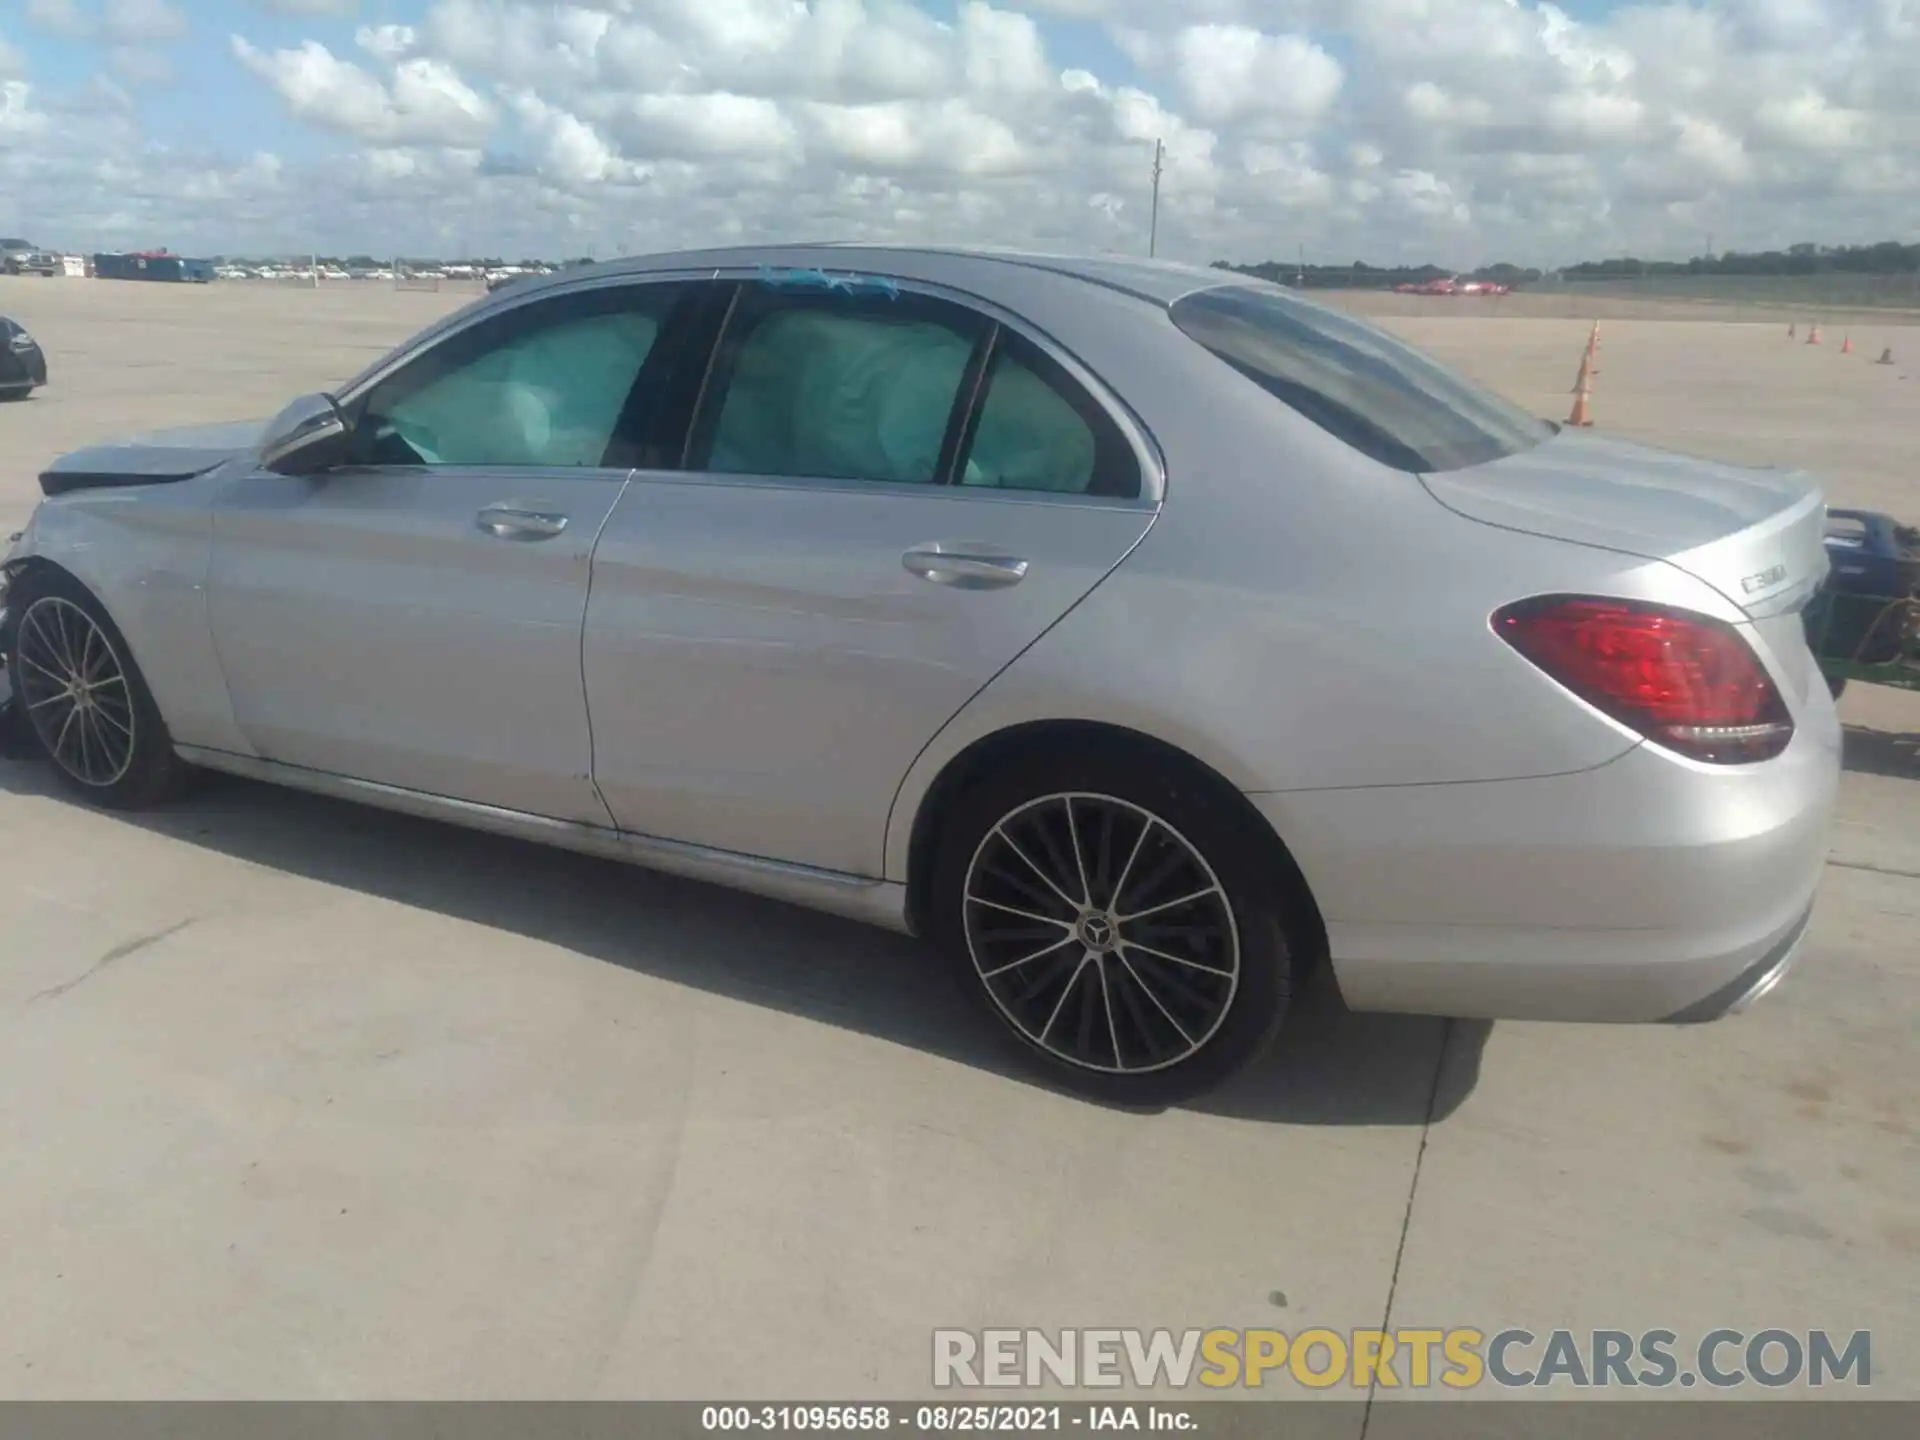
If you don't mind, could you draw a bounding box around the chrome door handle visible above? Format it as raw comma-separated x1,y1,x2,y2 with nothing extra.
902,544,1029,589
476,505,569,541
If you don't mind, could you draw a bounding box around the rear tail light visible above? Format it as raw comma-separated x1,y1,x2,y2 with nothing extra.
1492,595,1794,764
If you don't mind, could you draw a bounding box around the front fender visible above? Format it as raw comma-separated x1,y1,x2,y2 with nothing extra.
5,486,255,757
3,513,46,653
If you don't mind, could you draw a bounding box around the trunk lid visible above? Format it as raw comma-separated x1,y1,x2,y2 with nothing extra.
1420,427,1830,697
39,419,263,497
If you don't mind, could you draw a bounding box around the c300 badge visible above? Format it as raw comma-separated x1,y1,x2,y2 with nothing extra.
1741,564,1788,594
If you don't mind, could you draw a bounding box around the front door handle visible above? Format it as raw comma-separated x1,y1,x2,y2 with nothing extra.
903,544,1030,590
476,505,569,541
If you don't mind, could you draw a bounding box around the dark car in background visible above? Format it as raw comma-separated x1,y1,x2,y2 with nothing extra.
1,316,48,398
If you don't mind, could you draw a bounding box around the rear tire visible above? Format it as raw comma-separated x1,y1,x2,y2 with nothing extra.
929,745,1297,1107
5,568,192,809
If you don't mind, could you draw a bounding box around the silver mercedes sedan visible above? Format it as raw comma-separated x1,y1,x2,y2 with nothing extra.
1,245,1842,1104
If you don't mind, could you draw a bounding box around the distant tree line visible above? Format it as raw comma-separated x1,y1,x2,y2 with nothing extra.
1561,240,1920,278
1209,259,1544,290
1214,239,1920,289
204,254,595,270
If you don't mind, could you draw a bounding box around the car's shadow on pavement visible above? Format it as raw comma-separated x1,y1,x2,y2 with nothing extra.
1842,724,1920,780
0,752,1487,1126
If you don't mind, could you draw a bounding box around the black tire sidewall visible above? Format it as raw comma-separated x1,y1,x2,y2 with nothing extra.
929,745,1295,1107
7,568,184,808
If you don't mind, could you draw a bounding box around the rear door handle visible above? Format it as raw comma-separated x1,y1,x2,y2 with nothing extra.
903,544,1029,589
476,504,569,541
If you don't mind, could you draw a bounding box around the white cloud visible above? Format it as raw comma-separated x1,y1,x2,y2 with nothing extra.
507,90,643,186
599,90,802,164
1671,114,1752,185
959,2,1052,95
22,0,188,45
0,79,51,139
249,1,361,15
24,0,93,41
103,0,187,45
1127,25,1343,129
5,0,1920,265
1750,90,1870,152
355,26,418,63
231,36,496,147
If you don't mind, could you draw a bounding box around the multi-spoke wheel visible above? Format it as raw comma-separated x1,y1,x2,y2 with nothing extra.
4,568,189,808
965,794,1240,1074
14,596,139,788
932,748,1299,1105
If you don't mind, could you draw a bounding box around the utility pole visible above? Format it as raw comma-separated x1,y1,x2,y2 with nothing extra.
1148,138,1164,258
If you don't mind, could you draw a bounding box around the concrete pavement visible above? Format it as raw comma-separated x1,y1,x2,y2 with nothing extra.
1,275,1915,1403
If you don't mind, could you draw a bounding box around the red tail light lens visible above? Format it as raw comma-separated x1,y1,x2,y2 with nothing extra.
1492,595,1794,764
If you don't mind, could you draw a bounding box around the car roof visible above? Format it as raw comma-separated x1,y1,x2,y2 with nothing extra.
342,241,1297,402
539,243,1248,307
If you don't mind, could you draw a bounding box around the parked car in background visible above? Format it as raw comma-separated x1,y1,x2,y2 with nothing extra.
0,244,1842,1105
8,251,60,277
0,316,47,397
1,238,39,274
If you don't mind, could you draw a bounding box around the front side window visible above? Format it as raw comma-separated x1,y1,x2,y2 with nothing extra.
355,284,681,469
1168,284,1553,473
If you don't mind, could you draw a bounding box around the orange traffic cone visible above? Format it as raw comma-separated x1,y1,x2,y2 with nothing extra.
1568,348,1596,427
1876,346,1896,365
1841,335,1853,355
1807,323,1822,344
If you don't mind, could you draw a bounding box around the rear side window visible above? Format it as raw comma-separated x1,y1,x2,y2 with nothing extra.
689,285,1143,499
958,331,1136,497
1168,284,1552,473
700,292,981,485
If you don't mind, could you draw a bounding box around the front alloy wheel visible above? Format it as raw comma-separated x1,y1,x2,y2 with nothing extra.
14,595,139,788
5,569,190,809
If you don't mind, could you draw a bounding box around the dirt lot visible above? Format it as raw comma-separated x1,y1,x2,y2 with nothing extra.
1,275,1916,1403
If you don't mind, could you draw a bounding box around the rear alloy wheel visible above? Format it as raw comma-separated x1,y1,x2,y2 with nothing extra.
7,572,190,808
933,753,1295,1106
967,793,1240,1072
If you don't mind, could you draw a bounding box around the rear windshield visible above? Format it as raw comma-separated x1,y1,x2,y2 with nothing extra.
1168,284,1553,473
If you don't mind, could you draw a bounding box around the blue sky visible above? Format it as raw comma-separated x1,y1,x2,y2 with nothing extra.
10,0,1159,163
5,0,1630,180
4,1,1910,265
13,3,434,161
